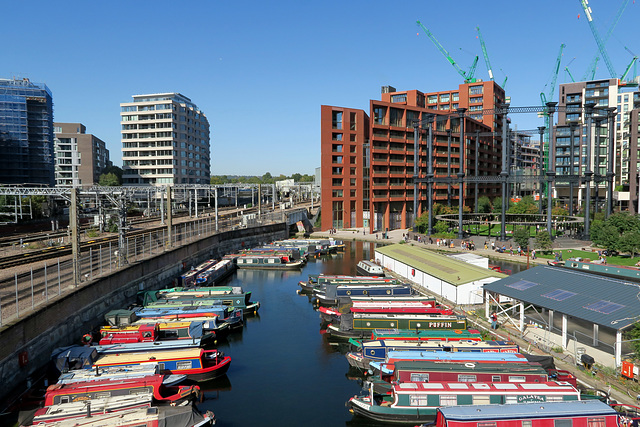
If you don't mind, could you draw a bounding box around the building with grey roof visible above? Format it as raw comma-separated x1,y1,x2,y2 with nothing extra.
483,265,640,367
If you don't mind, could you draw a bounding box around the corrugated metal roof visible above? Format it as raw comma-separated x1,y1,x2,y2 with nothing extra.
484,265,640,331
375,244,505,286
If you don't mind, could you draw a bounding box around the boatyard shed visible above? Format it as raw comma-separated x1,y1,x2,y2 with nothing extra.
374,244,505,305
483,265,640,367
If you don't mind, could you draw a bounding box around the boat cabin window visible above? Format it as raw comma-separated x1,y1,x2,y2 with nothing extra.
129,389,147,395
409,395,428,406
177,361,192,370
60,396,70,404
546,395,564,402
555,420,573,427
439,395,457,406
492,375,501,382
458,374,476,382
587,418,605,427
410,373,429,382
158,363,165,370
162,330,179,338
95,392,112,398
523,422,532,427
508,375,526,382
472,395,491,405
478,423,496,427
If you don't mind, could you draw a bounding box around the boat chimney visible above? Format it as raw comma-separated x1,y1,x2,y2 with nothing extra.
86,402,91,418
95,365,100,376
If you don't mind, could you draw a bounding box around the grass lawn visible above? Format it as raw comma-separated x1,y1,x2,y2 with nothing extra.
536,249,640,267
461,224,554,238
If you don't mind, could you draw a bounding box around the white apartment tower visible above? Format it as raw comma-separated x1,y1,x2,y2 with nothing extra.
121,93,210,186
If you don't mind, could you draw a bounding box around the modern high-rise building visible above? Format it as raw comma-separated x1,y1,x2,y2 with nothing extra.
555,79,639,212
121,93,210,186
626,104,640,214
321,81,506,232
54,123,110,187
0,77,54,186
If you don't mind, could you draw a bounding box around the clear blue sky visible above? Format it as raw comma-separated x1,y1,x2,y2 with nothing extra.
3,1,638,177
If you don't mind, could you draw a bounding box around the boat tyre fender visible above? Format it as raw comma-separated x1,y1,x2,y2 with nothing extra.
454,329,463,334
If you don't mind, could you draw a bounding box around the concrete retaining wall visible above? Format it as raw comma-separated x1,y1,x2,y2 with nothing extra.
0,223,287,407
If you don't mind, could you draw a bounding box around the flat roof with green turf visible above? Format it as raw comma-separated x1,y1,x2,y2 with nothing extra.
376,244,506,286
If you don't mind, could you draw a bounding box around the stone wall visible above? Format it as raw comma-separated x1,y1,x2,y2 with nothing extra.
0,223,287,407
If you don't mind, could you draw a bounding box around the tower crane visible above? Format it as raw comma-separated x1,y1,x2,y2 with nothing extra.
579,0,617,78
416,21,479,83
624,46,638,82
564,57,577,83
539,43,565,175
476,26,494,81
581,0,630,80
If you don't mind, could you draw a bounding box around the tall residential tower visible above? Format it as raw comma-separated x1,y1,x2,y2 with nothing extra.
121,93,210,186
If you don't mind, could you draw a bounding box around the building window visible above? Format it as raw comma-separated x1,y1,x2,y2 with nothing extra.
469,97,483,103
333,144,343,152
469,85,483,95
333,156,343,164
332,133,343,141
391,94,407,103
374,107,387,125
440,94,450,103
350,167,356,175
350,189,356,197
332,167,343,174
332,178,343,186
332,111,342,129
350,178,356,186
332,190,343,197
452,93,459,102
427,95,437,104
350,112,356,130
390,108,403,127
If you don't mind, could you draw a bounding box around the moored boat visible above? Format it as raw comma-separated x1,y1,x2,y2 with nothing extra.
235,254,305,270
346,339,520,370
43,375,199,407
314,283,414,306
93,348,231,382
429,400,619,427
368,328,483,342
347,381,581,424
98,321,221,347
56,363,185,386
195,259,236,286
180,259,218,287
27,404,215,427
356,260,385,276
327,312,467,339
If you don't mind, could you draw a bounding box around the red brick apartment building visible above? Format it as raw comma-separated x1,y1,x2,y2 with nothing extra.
321,81,505,233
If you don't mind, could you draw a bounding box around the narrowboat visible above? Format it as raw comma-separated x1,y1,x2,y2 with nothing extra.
357,260,385,276
363,359,549,393
314,283,414,306
143,290,260,316
235,254,305,269
134,305,245,327
91,338,205,354
180,259,218,287
318,305,453,325
347,381,581,424
301,274,400,293
29,404,215,427
139,286,243,304
195,259,236,286
368,328,483,342
31,393,154,424
99,321,221,347
42,375,199,407
345,339,520,370
56,363,185,386
132,314,238,335
430,400,619,427
93,348,231,382
327,312,467,339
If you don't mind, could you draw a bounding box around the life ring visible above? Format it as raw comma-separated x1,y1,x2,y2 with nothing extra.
465,362,476,368
363,290,368,296
454,330,463,334
346,290,351,295
386,290,391,295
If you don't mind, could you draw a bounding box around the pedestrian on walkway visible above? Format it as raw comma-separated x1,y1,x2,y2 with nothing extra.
490,311,498,329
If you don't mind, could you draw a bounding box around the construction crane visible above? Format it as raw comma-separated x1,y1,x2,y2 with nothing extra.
581,0,630,80
539,43,566,177
417,20,479,83
620,55,638,81
476,26,494,81
579,0,617,78
624,46,638,82
564,57,577,83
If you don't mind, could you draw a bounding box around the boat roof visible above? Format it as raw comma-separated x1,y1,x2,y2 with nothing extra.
437,400,616,420
375,244,505,286
392,359,546,373
395,381,577,393
96,347,202,364
385,351,527,362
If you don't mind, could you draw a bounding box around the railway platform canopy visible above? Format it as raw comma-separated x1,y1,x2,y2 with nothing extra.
483,265,640,367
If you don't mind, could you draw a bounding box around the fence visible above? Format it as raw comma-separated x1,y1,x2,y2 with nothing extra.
0,210,288,325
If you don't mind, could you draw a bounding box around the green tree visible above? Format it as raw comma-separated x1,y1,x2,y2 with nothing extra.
210,175,229,185
477,196,492,213
99,172,120,186
607,212,640,235
534,231,553,251
415,212,431,234
101,165,123,182
434,221,449,235
261,172,273,183
551,206,568,216
593,224,620,253
291,173,302,182
513,227,531,250
619,230,640,258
